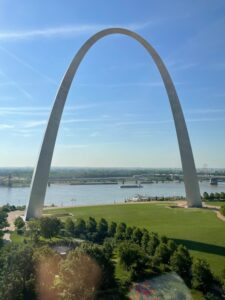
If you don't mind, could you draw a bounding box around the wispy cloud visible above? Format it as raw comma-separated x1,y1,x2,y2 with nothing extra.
112,120,172,127
186,117,225,123
12,132,32,138
62,118,106,124
166,59,198,71
0,69,33,100
0,46,57,85
187,108,225,114
77,81,184,88
23,120,47,128
0,103,101,116
58,144,89,149
90,131,100,137
0,21,151,41
0,124,14,130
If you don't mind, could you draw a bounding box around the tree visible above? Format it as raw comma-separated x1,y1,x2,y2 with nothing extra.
170,245,192,281
97,218,108,241
154,242,171,265
0,230,4,248
0,244,36,299
64,217,75,236
118,241,140,270
115,222,126,241
220,192,225,200
86,217,97,233
203,192,209,200
192,259,213,292
102,238,115,260
39,217,62,239
0,210,8,229
147,233,160,256
220,205,225,216
27,219,40,243
74,218,86,236
141,231,150,251
205,292,222,300
125,226,134,240
215,192,220,200
33,246,61,300
56,250,102,299
118,241,148,279
0,209,8,247
14,216,25,230
1,204,12,212
78,243,116,289
209,193,215,200
160,235,168,244
108,221,117,237
132,228,143,246
167,239,177,254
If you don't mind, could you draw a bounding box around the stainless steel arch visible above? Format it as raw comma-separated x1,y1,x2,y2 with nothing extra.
25,28,202,220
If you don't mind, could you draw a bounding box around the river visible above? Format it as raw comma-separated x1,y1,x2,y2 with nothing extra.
0,181,225,207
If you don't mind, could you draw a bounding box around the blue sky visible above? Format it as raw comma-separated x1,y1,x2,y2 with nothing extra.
0,0,225,168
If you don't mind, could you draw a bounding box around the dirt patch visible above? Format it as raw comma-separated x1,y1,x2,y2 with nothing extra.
5,210,25,231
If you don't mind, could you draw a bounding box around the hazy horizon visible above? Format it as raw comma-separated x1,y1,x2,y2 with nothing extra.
0,166,224,170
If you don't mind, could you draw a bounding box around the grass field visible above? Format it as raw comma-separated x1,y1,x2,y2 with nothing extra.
204,200,225,207
45,202,225,276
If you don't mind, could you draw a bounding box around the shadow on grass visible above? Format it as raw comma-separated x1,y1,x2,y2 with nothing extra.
173,239,225,256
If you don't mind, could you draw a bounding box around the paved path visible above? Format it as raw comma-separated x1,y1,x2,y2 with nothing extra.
216,211,225,221
3,210,25,243
202,203,225,221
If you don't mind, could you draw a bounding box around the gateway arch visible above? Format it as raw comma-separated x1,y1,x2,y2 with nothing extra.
25,28,202,220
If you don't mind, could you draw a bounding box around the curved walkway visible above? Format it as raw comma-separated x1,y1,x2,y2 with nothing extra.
203,203,225,222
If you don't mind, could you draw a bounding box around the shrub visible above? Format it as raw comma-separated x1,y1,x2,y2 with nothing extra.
192,259,213,293
14,216,25,230
170,245,192,281
64,218,75,236
118,241,148,279
39,217,62,239
220,205,225,216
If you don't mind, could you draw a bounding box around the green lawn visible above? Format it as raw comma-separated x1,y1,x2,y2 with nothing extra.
45,203,225,276
204,200,225,207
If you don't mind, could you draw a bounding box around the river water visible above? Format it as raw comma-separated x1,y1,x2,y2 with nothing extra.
0,181,225,207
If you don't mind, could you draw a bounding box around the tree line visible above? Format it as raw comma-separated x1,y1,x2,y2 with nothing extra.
203,192,225,201
5,214,224,299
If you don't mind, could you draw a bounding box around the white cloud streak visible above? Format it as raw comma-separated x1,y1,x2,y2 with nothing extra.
0,124,14,130
23,120,47,128
187,108,225,114
0,69,33,100
0,21,151,41
112,120,172,127
77,81,184,88
0,103,101,116
0,46,57,85
58,144,89,149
